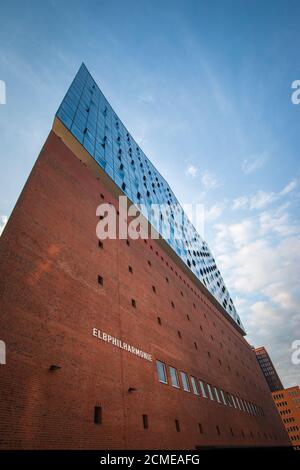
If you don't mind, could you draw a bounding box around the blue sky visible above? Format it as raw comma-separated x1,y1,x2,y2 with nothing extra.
0,0,299,386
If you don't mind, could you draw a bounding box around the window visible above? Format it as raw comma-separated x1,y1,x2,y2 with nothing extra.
216,425,221,435
169,367,180,388
214,387,221,403
198,423,203,434
177,331,182,339
220,389,227,405
207,383,215,401
157,316,162,325
190,376,199,395
175,419,180,432
126,239,130,246
131,298,136,308
152,285,156,293
128,265,133,273
180,372,190,392
199,380,207,398
142,414,148,429
98,275,103,286
94,406,102,424
98,240,103,249
156,360,167,384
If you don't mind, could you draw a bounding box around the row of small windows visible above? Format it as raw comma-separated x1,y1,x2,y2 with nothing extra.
286,425,299,432
280,409,291,415
283,417,295,423
93,405,282,441
276,401,288,407
156,360,264,417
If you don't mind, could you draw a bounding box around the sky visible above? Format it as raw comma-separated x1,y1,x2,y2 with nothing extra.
0,0,299,387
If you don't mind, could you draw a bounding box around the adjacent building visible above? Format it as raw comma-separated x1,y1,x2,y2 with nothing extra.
0,64,289,449
254,346,284,392
273,387,300,450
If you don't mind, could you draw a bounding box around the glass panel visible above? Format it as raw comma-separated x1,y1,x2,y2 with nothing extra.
156,360,167,384
169,366,180,388
180,372,190,392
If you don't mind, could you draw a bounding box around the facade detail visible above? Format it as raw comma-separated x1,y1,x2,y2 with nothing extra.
56,63,244,332
273,387,300,450
0,64,290,449
254,347,284,392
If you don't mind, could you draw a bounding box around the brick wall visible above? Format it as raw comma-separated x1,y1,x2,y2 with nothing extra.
0,131,290,449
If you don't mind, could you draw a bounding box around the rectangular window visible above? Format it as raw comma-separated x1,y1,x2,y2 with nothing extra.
220,389,227,405
98,275,103,286
214,387,221,403
143,414,148,429
175,419,180,432
94,406,102,424
180,372,190,392
156,360,167,384
207,383,215,401
235,396,242,410
198,423,203,434
190,376,199,395
231,395,237,409
199,380,207,398
169,366,180,388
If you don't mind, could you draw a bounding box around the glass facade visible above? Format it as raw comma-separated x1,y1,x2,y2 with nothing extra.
55,63,244,333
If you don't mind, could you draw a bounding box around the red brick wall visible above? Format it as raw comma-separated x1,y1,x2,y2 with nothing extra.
0,131,290,449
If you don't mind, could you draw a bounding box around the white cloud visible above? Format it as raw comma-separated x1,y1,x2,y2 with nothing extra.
0,215,8,235
211,205,300,388
185,164,198,178
139,92,155,104
204,202,226,223
231,179,298,211
201,170,221,190
280,178,298,195
249,190,277,209
242,151,267,174
232,195,249,210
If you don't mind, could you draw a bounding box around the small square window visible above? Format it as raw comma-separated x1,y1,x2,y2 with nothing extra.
98,275,103,286
128,266,133,273
131,299,136,308
175,419,180,432
98,240,103,249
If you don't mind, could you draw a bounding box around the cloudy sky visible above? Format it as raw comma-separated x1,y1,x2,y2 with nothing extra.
0,0,299,386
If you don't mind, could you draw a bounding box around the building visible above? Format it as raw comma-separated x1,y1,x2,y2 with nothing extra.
254,347,284,392
273,387,300,450
0,64,289,449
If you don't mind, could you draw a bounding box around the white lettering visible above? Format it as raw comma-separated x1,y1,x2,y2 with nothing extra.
92,328,152,362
